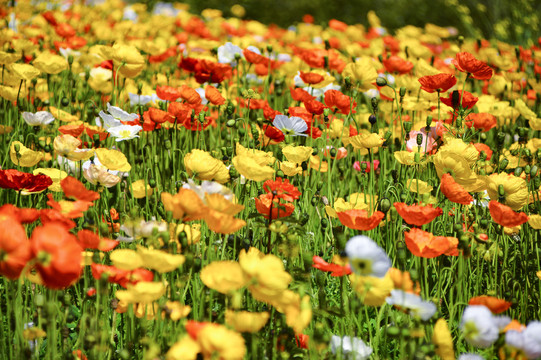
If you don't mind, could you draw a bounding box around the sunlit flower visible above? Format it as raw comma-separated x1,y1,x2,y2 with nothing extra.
505,321,541,359
460,305,501,348
22,111,55,126
386,290,437,320
330,335,373,360
273,115,308,137
107,125,143,142
432,318,455,360
345,235,391,277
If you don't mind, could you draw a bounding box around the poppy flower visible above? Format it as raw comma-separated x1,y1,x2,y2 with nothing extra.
262,124,284,143
0,214,31,279
46,194,93,219
77,230,119,252
0,169,52,193
299,71,324,85
452,52,493,80
440,90,478,110
273,115,308,137
488,201,528,228
255,193,295,220
440,173,473,205
337,209,385,231
204,85,225,105
55,23,76,38
324,90,356,115
404,228,459,258
382,55,414,74
312,256,352,276
61,176,100,202
468,296,511,314
225,310,269,333
243,48,268,65
194,59,232,84
31,223,83,289
465,113,497,132
394,203,443,226
290,87,314,103
486,173,528,211
263,178,301,202
472,143,493,160
59,123,85,137
39,209,76,229
418,73,457,93
91,263,153,288
156,85,181,102
304,99,325,115
0,204,40,224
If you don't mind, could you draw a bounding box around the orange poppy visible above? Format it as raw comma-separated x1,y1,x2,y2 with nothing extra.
387,268,420,294
204,85,225,106
262,178,301,202
148,107,175,124
394,203,443,226
85,125,109,141
440,90,478,110
465,113,497,132
290,87,314,103
299,71,324,85
77,229,119,252
31,223,83,289
324,90,356,115
39,209,76,229
91,263,153,288
0,214,31,279
404,228,459,258
59,123,85,137
304,99,325,115
440,173,473,205
337,209,385,231
243,49,268,65
46,194,93,219
312,255,352,276
472,143,493,160
55,23,76,38
156,85,181,102
382,55,414,74
468,295,511,314
255,193,295,220
0,204,40,224
488,200,529,227
179,85,202,106
329,19,348,31
452,52,493,80
418,73,457,93
61,176,100,202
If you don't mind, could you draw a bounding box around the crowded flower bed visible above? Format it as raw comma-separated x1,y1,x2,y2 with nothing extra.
0,1,541,359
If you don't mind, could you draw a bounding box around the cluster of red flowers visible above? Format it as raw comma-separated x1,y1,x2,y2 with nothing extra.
255,178,301,220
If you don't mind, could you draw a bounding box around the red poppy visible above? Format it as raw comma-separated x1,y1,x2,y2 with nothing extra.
312,255,352,276
0,214,31,279
465,113,497,132
263,104,282,120
324,90,356,115
263,178,301,202
156,85,181,102
255,193,295,220
90,263,153,288
452,52,493,80
42,11,58,26
337,209,385,231
148,107,175,124
418,73,457,93
440,90,478,110
394,203,443,226
31,223,83,289
304,99,325,115
299,71,324,85
440,173,473,205
290,87,314,103
472,143,493,160
295,334,310,349
46,194,93,219
288,106,312,122
58,123,85,137
488,201,528,228
404,228,459,258
0,169,52,193
39,209,76,229
205,85,225,105
55,23,76,38
243,48,268,65
194,60,232,84
0,204,40,223
382,55,414,74
77,230,118,252
168,102,190,122
179,85,202,106
468,295,511,314
262,124,284,143
85,126,109,141
61,176,100,202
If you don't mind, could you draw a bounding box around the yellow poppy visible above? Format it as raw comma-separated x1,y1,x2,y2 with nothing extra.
110,249,144,270
95,148,131,172
349,272,394,306
225,310,269,333
33,52,68,74
432,319,455,360
282,145,312,164
10,141,44,167
200,261,247,294
137,246,185,273
33,168,68,192
116,282,166,304
131,179,153,198
184,149,230,184
485,173,528,210
166,336,200,360
198,324,246,360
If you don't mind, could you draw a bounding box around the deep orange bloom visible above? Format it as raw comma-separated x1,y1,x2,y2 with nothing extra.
304,99,325,115
77,230,119,252
204,85,225,105
441,173,473,205
404,228,458,258
55,23,76,38
31,223,83,289
452,52,493,80
290,87,314,103
59,123,85,137
0,204,40,223
0,169,52,193
394,203,443,226
440,90,478,110
472,143,493,160
39,209,76,229
255,193,295,220
85,126,109,141
488,200,528,227
465,113,497,132
299,71,324,85
91,263,153,288
156,85,181,102
61,176,100,202
337,209,385,231
0,214,31,279
418,73,457,93
324,90,356,115
179,85,202,106
468,295,512,314
46,194,92,219
382,55,414,74
312,255,351,276
243,49,268,65
329,19,348,31
148,107,175,124
263,178,301,202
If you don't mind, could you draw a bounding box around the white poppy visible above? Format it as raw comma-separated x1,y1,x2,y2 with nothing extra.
273,115,308,137
217,42,243,64
460,305,501,348
330,335,372,360
345,235,391,277
505,321,541,359
107,124,143,142
385,290,437,321
22,111,55,126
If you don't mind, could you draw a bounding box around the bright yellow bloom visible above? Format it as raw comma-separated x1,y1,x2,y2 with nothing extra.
110,249,144,270
112,43,145,78
432,319,455,360
131,179,153,198
280,161,303,176
9,63,40,81
485,173,528,210
33,168,68,192
163,301,191,321
200,261,247,294
137,246,185,273
225,310,269,333
342,58,378,91
116,281,166,304
166,336,200,360
33,52,68,74
198,324,246,360
348,133,384,150
349,272,394,306
95,148,131,172
10,141,43,167
528,214,541,230
282,145,312,164
407,179,433,194
184,149,230,184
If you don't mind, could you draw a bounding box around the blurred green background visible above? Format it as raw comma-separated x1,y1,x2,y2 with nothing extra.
156,0,540,45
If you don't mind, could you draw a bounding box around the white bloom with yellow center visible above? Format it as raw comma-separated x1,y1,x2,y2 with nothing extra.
107,125,143,142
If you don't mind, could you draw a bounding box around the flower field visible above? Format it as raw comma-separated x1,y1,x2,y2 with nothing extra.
1,1,541,359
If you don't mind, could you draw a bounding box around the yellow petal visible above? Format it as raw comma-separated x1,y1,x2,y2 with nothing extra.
110,249,144,270
95,148,131,172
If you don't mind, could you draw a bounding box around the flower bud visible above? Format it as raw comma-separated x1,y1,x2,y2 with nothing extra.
376,77,387,87
530,165,538,177
514,167,523,177
379,198,391,213
369,114,377,125
399,86,406,97
416,133,423,146
499,158,509,170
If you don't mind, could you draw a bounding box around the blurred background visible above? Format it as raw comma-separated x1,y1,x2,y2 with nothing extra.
149,0,540,45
